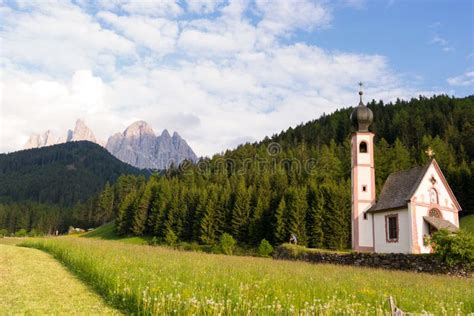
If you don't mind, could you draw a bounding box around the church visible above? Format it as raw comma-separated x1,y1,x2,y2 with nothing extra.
350,88,461,254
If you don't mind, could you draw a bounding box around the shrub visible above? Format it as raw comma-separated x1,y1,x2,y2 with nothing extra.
258,239,274,257
28,229,40,237
149,236,159,246
165,229,178,246
220,233,236,255
14,229,28,237
430,229,474,268
0,229,8,238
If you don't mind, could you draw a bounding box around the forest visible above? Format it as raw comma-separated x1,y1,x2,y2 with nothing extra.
1,95,473,248
0,141,143,235
102,95,474,249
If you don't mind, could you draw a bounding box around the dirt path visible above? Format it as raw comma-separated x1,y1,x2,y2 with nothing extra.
0,244,119,315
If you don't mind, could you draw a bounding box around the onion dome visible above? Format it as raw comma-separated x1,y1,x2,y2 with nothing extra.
350,84,373,132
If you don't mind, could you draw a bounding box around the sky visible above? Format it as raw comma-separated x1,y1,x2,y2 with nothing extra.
0,0,473,157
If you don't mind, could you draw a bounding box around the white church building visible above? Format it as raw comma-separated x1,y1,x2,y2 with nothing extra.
350,89,461,254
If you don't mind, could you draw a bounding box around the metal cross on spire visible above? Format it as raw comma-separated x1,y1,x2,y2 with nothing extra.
358,82,364,105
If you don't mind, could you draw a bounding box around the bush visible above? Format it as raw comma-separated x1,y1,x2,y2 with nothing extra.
220,233,236,255
14,229,28,237
258,239,274,257
28,229,40,237
165,229,178,246
0,229,8,238
149,236,159,246
430,229,474,268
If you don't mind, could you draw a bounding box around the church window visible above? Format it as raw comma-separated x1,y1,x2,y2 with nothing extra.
429,188,438,204
359,141,367,153
429,208,442,219
363,212,368,220
385,214,399,242
362,185,367,192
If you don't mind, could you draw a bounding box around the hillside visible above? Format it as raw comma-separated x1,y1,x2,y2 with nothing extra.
460,215,474,235
102,95,474,250
0,141,143,206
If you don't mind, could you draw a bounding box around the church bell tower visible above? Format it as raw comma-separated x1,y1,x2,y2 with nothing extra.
350,84,375,252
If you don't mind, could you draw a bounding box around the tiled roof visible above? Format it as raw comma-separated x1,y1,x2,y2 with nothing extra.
368,163,430,213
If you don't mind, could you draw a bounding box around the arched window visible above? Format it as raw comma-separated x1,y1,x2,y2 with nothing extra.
429,208,442,219
359,141,367,153
429,188,438,204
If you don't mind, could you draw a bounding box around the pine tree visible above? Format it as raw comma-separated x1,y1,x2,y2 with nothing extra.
249,190,269,244
131,180,153,235
200,188,219,245
286,187,308,246
96,182,114,224
231,179,250,242
307,184,324,248
274,197,287,243
116,190,137,235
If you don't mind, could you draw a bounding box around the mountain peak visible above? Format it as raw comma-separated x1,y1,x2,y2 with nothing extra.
161,129,171,138
124,121,155,138
72,119,96,143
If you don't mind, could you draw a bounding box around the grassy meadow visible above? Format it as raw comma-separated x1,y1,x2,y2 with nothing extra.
20,237,473,315
0,243,119,315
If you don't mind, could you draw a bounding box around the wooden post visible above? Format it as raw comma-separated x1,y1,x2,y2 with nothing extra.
389,296,405,316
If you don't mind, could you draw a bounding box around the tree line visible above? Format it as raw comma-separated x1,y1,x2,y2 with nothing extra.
1,95,473,245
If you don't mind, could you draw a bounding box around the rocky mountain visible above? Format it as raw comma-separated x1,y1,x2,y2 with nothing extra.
24,130,58,149
24,119,197,170
24,119,99,149
106,121,197,170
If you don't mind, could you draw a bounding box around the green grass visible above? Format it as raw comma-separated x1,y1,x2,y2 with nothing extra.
0,237,26,246
461,215,474,235
21,237,473,315
82,221,150,245
0,243,119,314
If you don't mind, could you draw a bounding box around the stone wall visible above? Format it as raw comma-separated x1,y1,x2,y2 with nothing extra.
273,244,471,277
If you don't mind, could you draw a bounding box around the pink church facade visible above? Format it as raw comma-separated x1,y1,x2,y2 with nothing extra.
350,91,461,254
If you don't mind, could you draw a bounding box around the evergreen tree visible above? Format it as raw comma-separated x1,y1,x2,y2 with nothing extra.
274,197,287,243
231,179,251,242
286,187,308,246
97,182,114,224
307,184,324,248
200,188,220,245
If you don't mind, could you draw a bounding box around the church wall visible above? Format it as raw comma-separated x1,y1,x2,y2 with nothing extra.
412,204,458,254
373,209,410,253
412,163,460,218
410,162,460,254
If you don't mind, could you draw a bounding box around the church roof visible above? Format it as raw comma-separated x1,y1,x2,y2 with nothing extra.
368,163,430,213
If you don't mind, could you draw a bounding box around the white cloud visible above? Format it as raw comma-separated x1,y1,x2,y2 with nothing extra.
430,35,454,52
97,12,178,56
121,0,183,17
0,0,439,156
255,0,332,36
0,2,135,77
447,71,474,87
186,0,225,14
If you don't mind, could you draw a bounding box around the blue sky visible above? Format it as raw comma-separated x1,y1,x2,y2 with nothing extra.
0,0,473,156
310,0,473,96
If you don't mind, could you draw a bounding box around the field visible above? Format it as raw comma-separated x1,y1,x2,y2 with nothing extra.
0,242,119,314
20,237,473,315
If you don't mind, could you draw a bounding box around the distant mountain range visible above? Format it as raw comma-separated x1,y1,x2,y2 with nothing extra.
24,119,197,170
